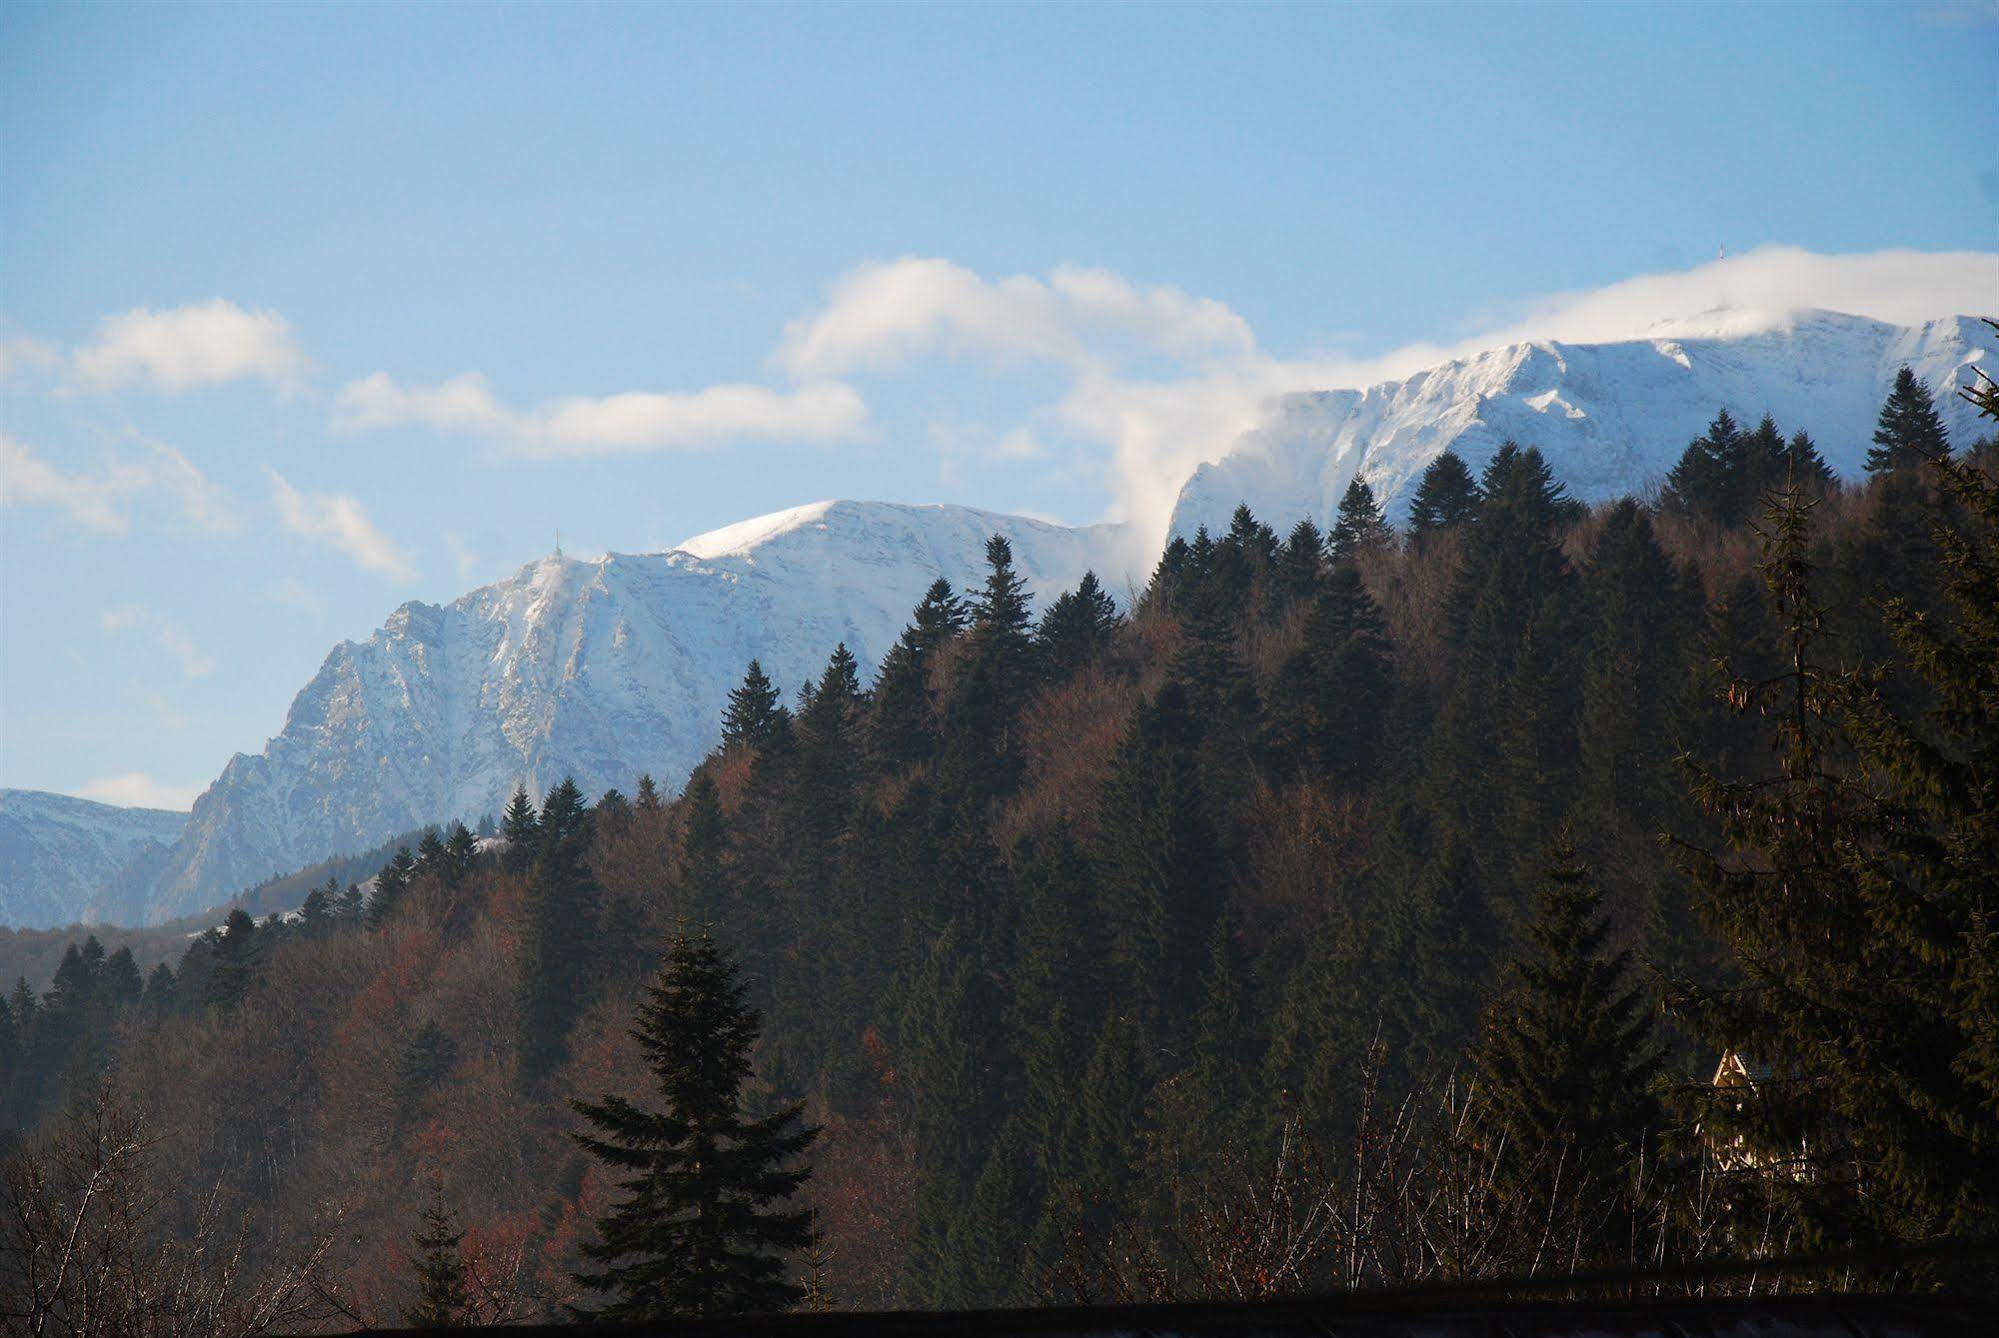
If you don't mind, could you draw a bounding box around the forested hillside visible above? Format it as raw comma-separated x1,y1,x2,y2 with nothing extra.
3,369,1994,1328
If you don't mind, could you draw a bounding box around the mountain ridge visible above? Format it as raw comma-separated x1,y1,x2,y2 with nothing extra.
1167,310,1993,538
0,790,187,929
89,501,1130,924
38,308,1997,927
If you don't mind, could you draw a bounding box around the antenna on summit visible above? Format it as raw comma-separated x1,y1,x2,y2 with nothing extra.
554,529,563,559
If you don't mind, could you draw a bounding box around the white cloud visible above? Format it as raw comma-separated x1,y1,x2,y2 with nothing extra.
266,468,410,577
74,299,309,393
77,772,203,811
776,257,1254,378
101,604,215,679
333,372,868,456
525,382,867,455
1451,246,1999,353
0,431,237,534
0,432,130,531
842,246,1996,552
0,334,59,381
333,370,506,433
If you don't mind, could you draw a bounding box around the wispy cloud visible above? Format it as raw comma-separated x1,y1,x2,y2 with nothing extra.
101,604,215,679
779,246,1994,550
776,257,1253,378
78,772,204,811
333,372,868,456
0,432,130,531
333,371,507,433
266,467,411,576
0,431,237,534
73,298,310,394
0,333,60,381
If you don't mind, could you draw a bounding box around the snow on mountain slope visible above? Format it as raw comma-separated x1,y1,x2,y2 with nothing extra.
0,791,186,929
1170,311,1995,538
99,502,1131,926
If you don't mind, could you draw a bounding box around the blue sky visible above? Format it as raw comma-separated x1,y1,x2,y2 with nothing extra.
2,0,1995,809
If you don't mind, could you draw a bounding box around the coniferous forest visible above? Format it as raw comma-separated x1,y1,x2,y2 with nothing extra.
3,369,1996,1329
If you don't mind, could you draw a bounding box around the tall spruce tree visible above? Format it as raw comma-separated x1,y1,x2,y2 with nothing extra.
938,535,1041,798
1036,571,1121,680
1093,681,1222,1035
501,784,539,874
1264,562,1393,786
1407,450,1482,537
722,660,789,749
1466,843,1659,1269
1866,365,1950,473
1662,408,1749,528
516,778,601,1078
572,931,817,1320
1272,518,1327,605
678,769,730,931
868,579,967,770
1678,470,1998,1265
205,909,261,1011
897,921,1007,1305
1328,476,1393,564
403,1187,475,1327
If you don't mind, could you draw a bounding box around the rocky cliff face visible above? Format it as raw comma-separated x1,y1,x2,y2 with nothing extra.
99,501,1129,924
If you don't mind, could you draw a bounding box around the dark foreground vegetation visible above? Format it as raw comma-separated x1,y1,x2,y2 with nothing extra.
2,364,1995,1331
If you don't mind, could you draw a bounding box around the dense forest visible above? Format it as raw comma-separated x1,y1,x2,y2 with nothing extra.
3,365,1995,1330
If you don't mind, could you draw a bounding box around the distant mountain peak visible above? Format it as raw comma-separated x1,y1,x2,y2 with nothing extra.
1169,308,1994,538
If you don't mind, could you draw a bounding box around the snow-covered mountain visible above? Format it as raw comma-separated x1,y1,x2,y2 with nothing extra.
91,502,1130,925
0,790,186,929
1170,311,1995,537
51,307,1995,927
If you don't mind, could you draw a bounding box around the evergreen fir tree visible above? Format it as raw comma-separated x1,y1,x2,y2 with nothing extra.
1680,411,1999,1265
937,536,1041,799
516,777,601,1078
141,962,175,1012
572,931,818,1320
369,846,419,929
98,947,141,1009
1866,365,1950,473
1661,409,1748,528
897,922,1006,1304
1093,682,1222,1034
1035,571,1122,680
677,769,730,930
635,773,663,812
1408,450,1482,537
415,828,448,882
1466,843,1659,1266
1328,476,1393,564
867,580,966,771
1784,428,1837,495
1264,563,1393,786
1272,518,1327,604
301,875,339,928
444,822,477,884
1179,913,1261,1170
501,784,539,874
1740,413,1791,510
205,909,261,1011
402,1185,475,1328
722,660,789,750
